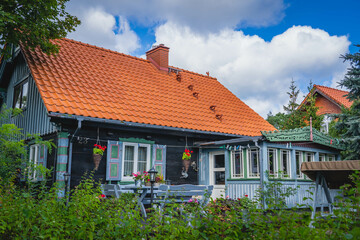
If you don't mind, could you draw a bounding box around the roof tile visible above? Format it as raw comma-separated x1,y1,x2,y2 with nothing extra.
22,38,275,136
314,85,352,108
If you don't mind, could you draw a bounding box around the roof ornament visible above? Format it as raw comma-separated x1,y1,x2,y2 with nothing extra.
215,114,222,121
206,71,209,76
193,92,199,98
188,85,194,91
176,73,181,82
210,105,216,111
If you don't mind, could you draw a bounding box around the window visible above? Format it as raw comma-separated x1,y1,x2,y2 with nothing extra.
29,144,46,180
29,145,39,180
248,149,259,178
231,150,243,178
320,115,334,133
305,152,314,162
280,150,291,178
13,80,28,110
213,154,225,185
319,154,326,162
268,148,277,177
328,154,335,161
296,151,303,178
122,143,150,180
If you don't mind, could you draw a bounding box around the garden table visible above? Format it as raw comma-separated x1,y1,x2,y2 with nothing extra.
121,185,160,218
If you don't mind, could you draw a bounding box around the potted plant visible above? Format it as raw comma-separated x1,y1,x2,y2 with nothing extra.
93,144,106,170
182,149,193,173
132,171,146,187
144,173,165,186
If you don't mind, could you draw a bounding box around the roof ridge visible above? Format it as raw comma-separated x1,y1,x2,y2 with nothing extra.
315,84,349,94
170,65,217,80
62,38,218,80
60,38,149,63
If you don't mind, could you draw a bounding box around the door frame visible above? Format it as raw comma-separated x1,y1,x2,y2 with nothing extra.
209,151,226,198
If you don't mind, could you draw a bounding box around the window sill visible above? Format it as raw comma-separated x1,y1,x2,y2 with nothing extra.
227,178,260,181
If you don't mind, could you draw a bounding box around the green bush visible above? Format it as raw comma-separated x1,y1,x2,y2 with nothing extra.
1,172,360,239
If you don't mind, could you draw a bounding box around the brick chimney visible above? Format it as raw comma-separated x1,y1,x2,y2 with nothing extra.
146,44,169,72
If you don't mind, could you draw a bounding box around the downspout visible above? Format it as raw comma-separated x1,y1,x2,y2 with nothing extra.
70,118,83,143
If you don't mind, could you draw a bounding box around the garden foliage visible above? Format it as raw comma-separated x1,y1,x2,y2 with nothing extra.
1,173,360,239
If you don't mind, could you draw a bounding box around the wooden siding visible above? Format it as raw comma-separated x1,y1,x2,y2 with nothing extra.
67,125,204,188
227,181,341,208
4,54,56,136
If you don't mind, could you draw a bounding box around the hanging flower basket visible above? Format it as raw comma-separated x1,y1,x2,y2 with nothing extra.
93,144,106,171
183,159,191,172
93,154,102,171
182,148,193,173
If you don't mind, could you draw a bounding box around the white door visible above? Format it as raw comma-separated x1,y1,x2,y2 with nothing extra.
209,151,226,199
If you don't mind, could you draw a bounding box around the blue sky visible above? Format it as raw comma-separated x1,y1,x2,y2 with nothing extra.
242,0,359,52
66,0,359,117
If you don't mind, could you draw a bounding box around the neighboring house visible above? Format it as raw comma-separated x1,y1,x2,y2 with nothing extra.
196,126,343,206
300,85,352,133
0,40,343,206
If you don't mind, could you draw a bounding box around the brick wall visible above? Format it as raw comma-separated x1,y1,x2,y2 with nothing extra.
315,95,341,115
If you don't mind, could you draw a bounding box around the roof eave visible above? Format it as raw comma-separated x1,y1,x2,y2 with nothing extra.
48,112,246,138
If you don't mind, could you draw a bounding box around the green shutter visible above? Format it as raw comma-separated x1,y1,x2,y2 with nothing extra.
152,145,166,179
106,141,123,181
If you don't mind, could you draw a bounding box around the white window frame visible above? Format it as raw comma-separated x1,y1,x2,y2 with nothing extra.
328,154,335,161
121,142,151,181
280,150,291,178
247,148,260,178
295,151,303,179
305,152,314,162
319,154,326,162
231,150,244,178
29,144,39,180
267,148,277,178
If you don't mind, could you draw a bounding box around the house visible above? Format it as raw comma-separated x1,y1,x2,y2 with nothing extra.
300,85,352,133
0,39,343,205
0,39,274,197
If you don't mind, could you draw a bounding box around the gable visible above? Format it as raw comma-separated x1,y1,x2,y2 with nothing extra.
1,53,56,136
21,38,276,137
315,94,342,115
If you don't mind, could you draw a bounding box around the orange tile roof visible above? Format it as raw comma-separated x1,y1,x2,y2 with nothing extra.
21,38,275,136
314,85,352,108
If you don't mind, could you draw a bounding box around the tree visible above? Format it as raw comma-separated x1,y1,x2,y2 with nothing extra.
335,45,360,160
283,79,300,114
0,108,55,183
283,79,307,130
0,0,80,56
266,111,288,130
301,80,323,131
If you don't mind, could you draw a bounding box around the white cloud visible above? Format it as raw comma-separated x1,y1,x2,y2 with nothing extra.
67,8,140,54
153,23,350,116
67,0,286,32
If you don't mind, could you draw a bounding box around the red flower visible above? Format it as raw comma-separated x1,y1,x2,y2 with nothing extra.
237,198,241,201
191,151,193,153
245,194,248,197
101,194,105,198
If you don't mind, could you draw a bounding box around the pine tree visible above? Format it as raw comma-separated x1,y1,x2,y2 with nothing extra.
335,45,360,160
283,79,306,130
283,79,300,114
302,80,323,131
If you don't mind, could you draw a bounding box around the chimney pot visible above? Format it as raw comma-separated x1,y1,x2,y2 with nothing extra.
146,44,169,72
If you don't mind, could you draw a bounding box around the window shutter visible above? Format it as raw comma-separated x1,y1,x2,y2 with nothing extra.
152,144,166,179
37,145,47,181
106,141,123,181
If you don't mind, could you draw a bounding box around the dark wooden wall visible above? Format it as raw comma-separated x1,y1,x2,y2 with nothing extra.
64,124,226,188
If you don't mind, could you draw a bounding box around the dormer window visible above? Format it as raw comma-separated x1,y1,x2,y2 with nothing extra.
13,80,28,110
